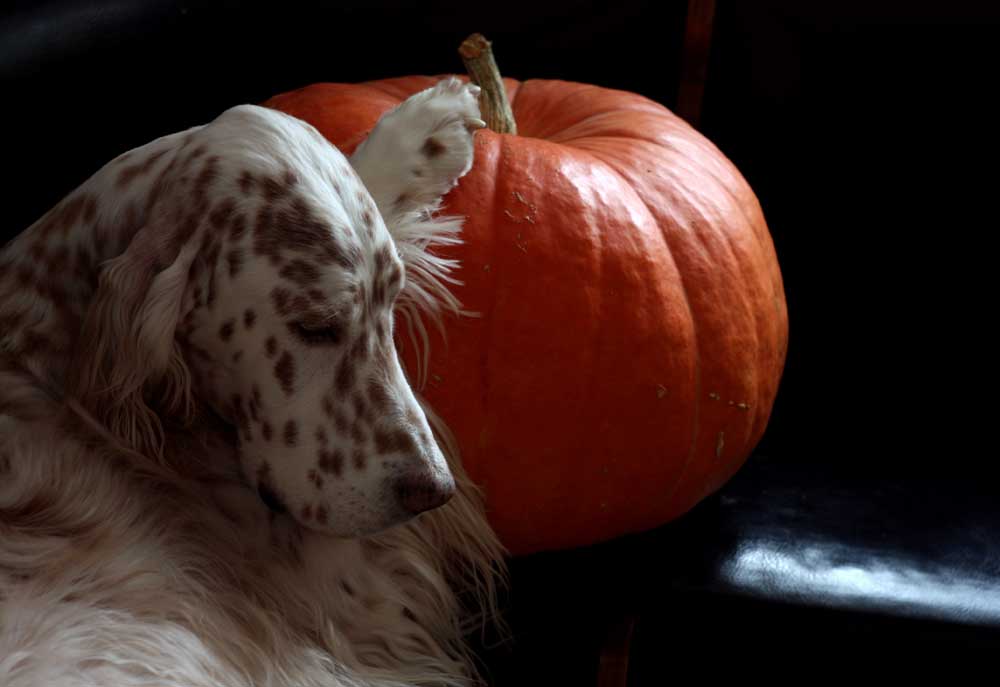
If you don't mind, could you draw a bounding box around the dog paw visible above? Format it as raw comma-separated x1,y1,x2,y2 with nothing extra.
350,77,485,219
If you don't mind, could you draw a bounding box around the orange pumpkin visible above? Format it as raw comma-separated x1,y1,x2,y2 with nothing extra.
264,75,788,555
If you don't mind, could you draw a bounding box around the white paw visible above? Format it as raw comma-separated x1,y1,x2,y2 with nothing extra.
350,77,485,220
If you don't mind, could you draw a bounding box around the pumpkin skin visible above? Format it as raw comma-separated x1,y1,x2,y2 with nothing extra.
264,76,788,555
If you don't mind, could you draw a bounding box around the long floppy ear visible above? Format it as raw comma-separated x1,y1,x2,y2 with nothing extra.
67,222,200,460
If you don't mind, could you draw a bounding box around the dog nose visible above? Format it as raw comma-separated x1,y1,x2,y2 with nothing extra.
394,471,456,515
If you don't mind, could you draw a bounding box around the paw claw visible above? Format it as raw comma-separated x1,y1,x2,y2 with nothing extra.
466,118,487,132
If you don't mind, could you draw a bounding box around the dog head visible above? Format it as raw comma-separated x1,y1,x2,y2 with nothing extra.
70,106,456,537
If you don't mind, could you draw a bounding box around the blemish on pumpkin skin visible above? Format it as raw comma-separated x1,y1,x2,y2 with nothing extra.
715,431,725,459
708,392,721,401
507,191,538,224
656,384,668,399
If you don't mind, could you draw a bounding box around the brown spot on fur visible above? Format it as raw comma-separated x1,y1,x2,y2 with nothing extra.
353,448,366,470
258,203,352,271
255,204,275,242
333,410,350,435
82,194,98,224
283,419,298,447
232,393,253,440
290,294,309,314
232,350,244,363
374,429,417,456
350,421,366,445
374,244,393,273
422,137,446,158
315,426,328,445
219,319,235,341
372,279,386,309
209,198,236,229
145,157,178,216
308,469,324,489
322,396,335,418
318,449,343,476
367,378,391,411
335,357,355,395
275,351,295,395
261,173,294,201
280,259,320,286
262,421,273,442
265,336,278,358
244,308,256,329
116,149,167,188
238,170,255,195
352,392,372,424
315,505,328,524
387,263,403,290
187,144,208,163
307,288,325,302
194,156,220,196
301,504,313,521
227,249,243,278
272,287,291,315
61,196,87,231
231,213,248,241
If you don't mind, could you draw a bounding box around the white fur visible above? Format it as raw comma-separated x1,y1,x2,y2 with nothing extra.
0,78,505,686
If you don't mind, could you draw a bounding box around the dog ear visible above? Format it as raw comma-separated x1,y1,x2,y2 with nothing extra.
67,221,200,460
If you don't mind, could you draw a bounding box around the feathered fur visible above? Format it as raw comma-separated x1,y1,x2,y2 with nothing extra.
0,78,506,686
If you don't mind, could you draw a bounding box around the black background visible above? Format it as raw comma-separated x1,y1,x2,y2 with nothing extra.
2,0,995,480
2,0,998,680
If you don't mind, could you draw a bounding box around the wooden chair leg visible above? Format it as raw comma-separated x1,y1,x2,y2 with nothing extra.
596,613,638,687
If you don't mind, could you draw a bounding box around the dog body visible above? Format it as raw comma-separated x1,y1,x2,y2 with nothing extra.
0,79,502,686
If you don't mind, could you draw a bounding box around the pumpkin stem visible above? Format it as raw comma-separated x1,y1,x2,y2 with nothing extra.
459,33,517,135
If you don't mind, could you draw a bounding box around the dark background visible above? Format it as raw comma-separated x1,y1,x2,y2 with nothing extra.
2,0,993,475
2,0,997,681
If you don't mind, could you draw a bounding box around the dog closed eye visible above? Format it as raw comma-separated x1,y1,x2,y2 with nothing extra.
289,320,343,346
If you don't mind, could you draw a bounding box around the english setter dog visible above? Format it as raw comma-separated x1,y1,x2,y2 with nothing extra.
0,78,505,686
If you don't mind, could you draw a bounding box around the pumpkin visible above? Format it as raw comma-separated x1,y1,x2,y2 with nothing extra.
263,67,788,555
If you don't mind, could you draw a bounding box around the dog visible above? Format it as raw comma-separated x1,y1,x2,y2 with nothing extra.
0,77,505,686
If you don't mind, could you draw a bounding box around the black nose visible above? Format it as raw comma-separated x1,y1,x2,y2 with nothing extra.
394,471,456,515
